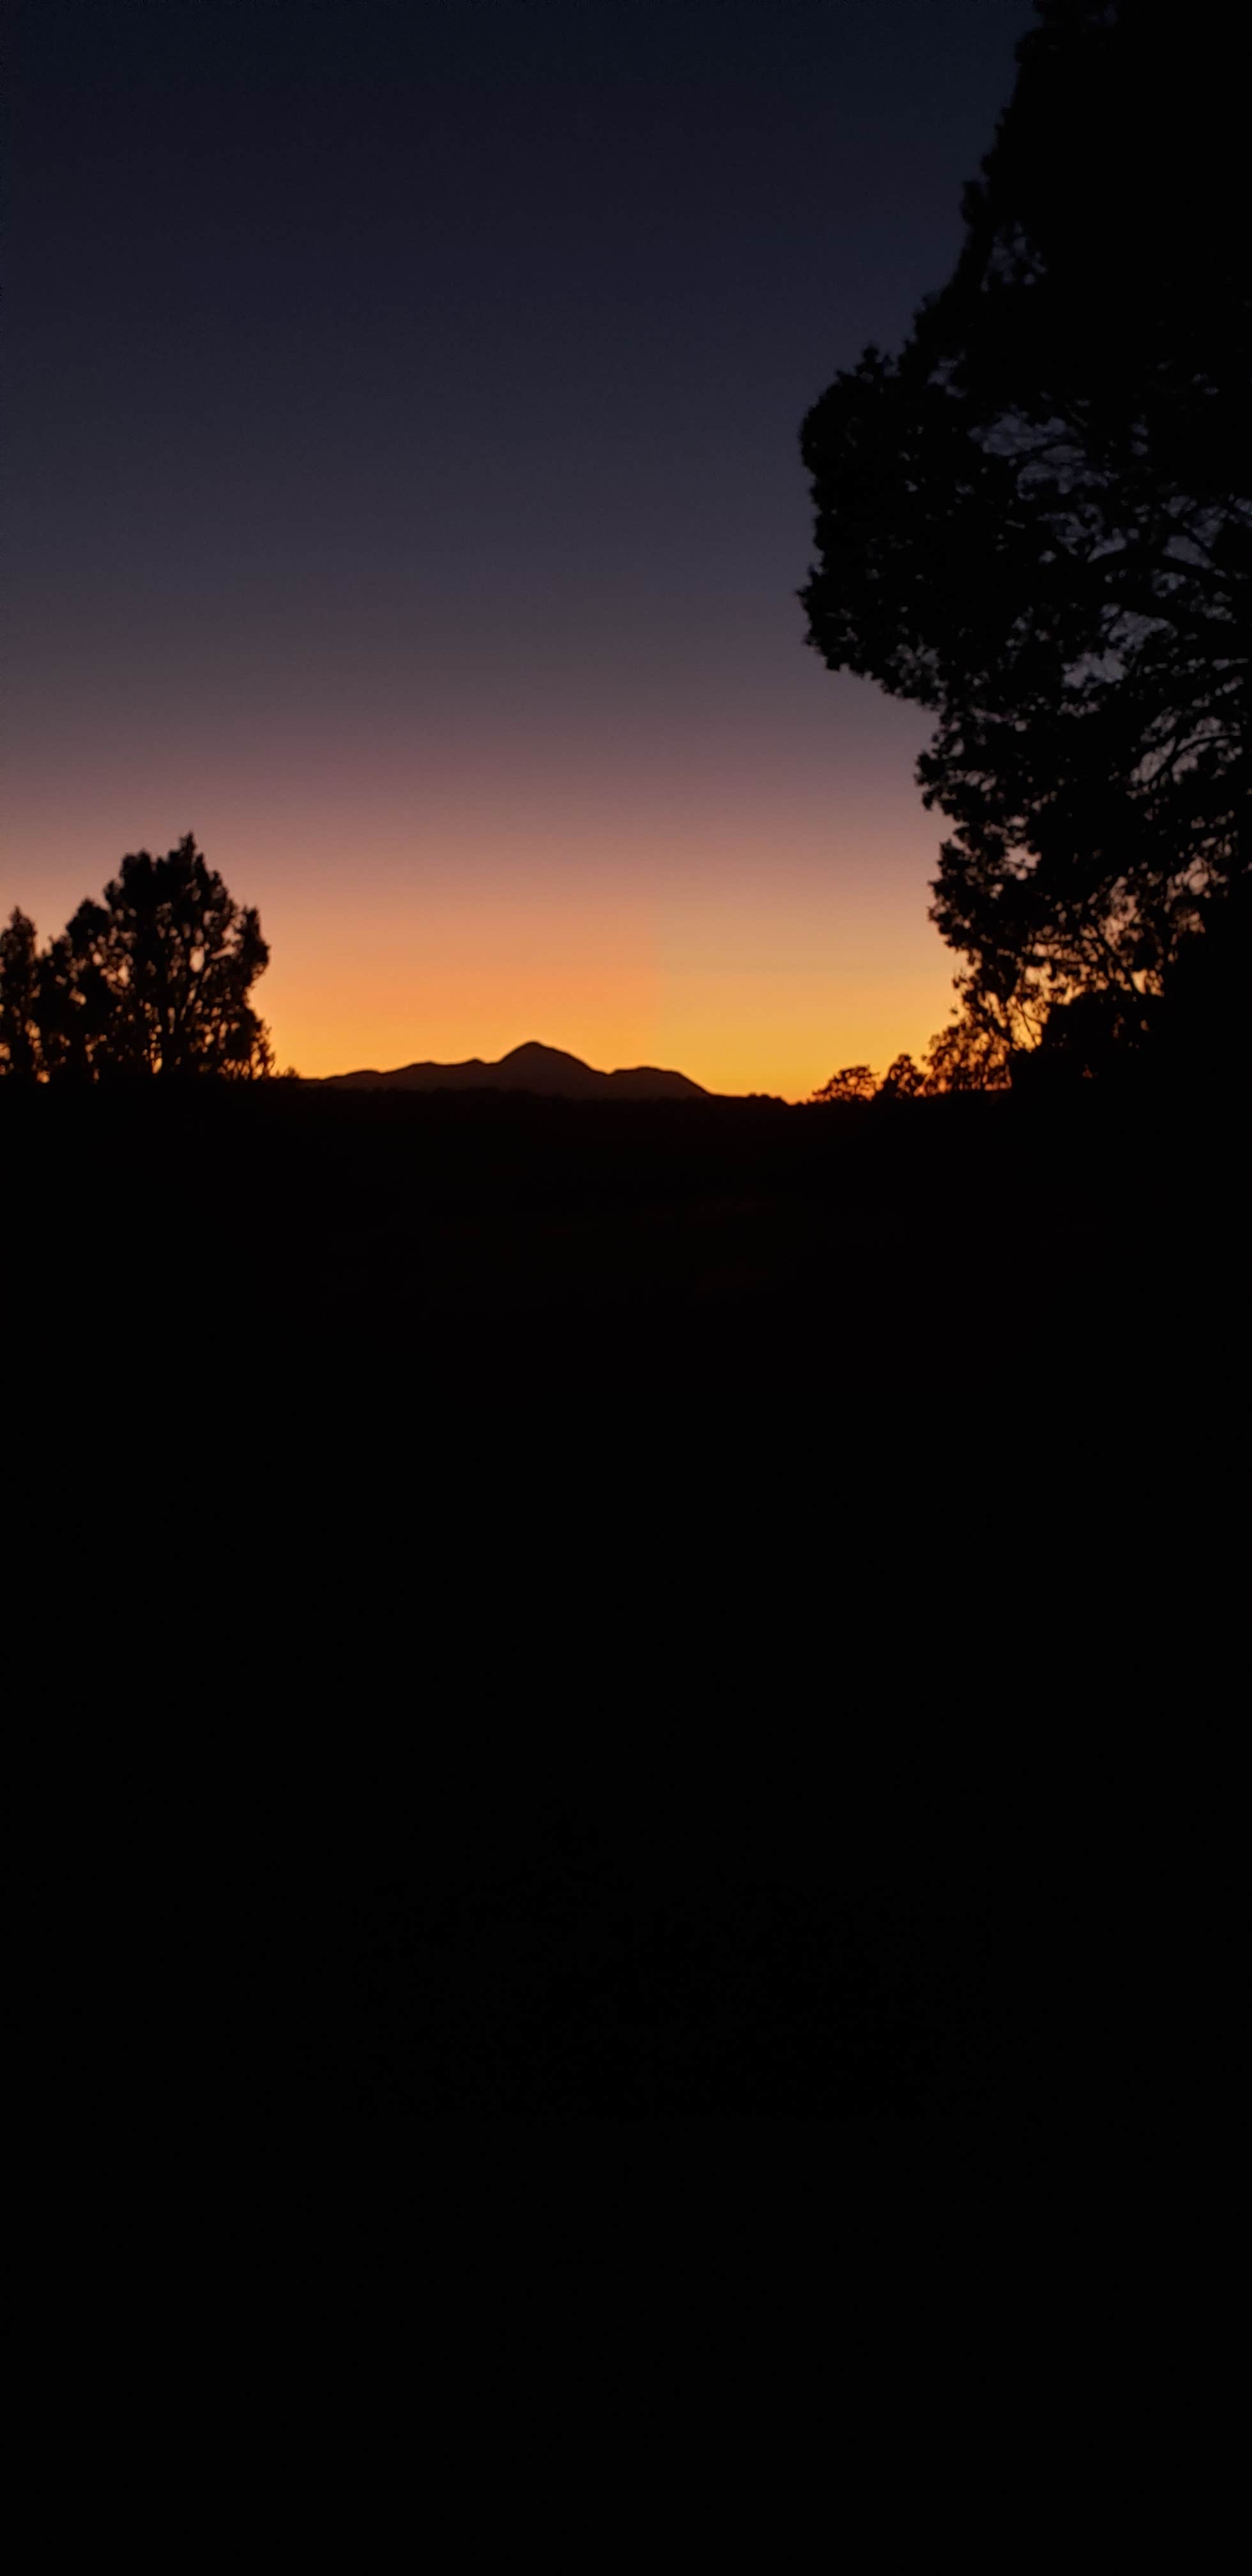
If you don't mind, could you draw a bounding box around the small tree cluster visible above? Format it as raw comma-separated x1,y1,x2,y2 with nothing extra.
1,836,271,1081
811,1063,878,1103
811,1013,1014,1105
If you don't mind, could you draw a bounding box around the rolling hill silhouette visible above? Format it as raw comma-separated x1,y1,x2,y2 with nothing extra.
315,1039,711,1100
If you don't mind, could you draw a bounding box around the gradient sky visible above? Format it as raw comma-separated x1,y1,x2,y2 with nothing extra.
3,0,1031,1096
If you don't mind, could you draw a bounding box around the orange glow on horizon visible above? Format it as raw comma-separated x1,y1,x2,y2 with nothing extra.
265,898,955,1101
2,696,961,1102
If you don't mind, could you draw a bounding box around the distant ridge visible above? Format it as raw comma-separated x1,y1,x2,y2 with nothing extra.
313,1039,712,1100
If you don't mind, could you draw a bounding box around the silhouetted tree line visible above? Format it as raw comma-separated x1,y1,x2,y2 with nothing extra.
813,1017,1012,1103
801,0,1249,1085
0,836,271,1080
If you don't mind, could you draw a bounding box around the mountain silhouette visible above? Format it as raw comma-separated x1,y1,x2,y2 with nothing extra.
314,1040,711,1100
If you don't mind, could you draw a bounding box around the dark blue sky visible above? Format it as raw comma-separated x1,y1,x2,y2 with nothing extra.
4,0,1032,1090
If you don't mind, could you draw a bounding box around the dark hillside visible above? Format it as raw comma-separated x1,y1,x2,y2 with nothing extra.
6,1080,1241,2115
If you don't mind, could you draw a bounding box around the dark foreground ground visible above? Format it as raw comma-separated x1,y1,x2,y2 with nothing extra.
5,1079,1244,2114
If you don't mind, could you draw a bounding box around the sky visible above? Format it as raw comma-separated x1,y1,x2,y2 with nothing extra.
3,0,1032,1097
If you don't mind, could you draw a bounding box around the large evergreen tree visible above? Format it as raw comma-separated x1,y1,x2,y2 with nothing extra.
1,836,271,1079
800,1,1250,1065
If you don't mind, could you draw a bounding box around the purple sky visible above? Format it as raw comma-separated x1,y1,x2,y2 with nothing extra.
3,0,1031,1092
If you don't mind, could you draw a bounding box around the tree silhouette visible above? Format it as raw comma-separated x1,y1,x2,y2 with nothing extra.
813,1035,1014,1103
35,900,128,1080
876,1053,926,1101
0,837,271,1080
920,1016,1011,1096
800,1,1249,1066
0,910,41,1081
812,1064,877,1103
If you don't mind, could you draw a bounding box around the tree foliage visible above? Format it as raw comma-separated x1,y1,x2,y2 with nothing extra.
0,910,42,1082
811,1024,1011,1104
1,837,271,1080
800,1,1250,1058
811,1063,878,1103
876,1052,927,1101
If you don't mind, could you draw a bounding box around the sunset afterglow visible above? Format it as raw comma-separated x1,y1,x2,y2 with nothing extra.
3,1,1021,1097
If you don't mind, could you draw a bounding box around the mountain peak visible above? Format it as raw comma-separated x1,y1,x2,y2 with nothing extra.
500,1040,585,1066
316,1041,712,1099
